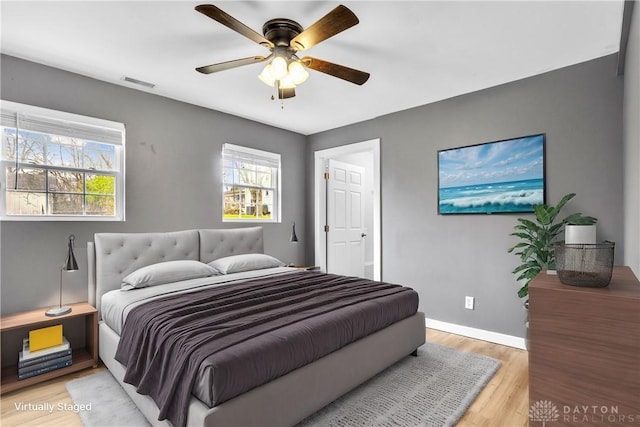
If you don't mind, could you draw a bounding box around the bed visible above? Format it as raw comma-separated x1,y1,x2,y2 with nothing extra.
88,227,426,427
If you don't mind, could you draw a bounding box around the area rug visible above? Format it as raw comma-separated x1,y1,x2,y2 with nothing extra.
66,342,500,427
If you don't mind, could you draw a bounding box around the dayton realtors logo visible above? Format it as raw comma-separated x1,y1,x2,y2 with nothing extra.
529,400,560,427
530,400,640,425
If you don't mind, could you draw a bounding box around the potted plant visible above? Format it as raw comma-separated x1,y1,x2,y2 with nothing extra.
564,221,597,244
508,193,597,298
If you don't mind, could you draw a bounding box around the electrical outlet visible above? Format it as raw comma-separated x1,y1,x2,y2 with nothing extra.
465,296,475,310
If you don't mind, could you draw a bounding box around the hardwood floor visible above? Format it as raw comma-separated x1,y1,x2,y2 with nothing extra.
1,365,106,427
0,329,528,426
427,329,529,427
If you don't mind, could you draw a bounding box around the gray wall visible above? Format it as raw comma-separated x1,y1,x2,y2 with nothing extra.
307,54,624,338
0,52,628,341
624,5,640,276
0,55,307,315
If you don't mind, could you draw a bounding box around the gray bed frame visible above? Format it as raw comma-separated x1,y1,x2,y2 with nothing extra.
88,227,426,427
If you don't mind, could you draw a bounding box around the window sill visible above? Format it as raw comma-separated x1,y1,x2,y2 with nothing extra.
222,218,279,224
0,216,125,222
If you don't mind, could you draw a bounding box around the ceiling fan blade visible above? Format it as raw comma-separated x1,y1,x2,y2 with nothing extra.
196,56,268,74
301,57,370,85
290,5,359,51
195,4,274,49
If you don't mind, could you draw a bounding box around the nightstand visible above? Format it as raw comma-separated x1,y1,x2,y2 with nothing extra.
0,302,98,394
291,266,320,271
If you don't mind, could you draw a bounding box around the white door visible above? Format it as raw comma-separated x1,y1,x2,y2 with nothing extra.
327,159,366,277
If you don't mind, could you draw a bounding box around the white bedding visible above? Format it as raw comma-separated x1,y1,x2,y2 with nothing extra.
101,266,297,335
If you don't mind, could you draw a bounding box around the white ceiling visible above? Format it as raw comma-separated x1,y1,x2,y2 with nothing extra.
0,1,625,135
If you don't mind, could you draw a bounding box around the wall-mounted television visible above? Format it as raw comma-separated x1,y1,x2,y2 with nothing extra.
438,134,545,214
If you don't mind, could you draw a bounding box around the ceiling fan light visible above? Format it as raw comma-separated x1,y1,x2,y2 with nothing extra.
279,74,296,89
258,64,276,87
288,61,309,85
270,56,288,80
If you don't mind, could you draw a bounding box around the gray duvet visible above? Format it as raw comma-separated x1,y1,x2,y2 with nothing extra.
114,271,419,427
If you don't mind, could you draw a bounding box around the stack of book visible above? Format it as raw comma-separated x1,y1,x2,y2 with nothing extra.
18,337,72,380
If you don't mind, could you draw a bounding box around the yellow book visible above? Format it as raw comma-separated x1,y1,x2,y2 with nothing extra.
29,324,63,352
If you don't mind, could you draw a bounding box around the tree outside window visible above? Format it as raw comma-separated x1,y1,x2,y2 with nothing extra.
1,101,125,220
222,143,280,222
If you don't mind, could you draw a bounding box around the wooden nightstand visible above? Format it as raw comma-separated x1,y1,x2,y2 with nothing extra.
0,302,98,395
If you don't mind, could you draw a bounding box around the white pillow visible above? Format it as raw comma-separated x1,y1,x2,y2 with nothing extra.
121,260,219,290
208,253,285,275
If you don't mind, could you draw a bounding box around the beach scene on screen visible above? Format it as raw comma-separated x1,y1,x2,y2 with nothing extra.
438,135,545,214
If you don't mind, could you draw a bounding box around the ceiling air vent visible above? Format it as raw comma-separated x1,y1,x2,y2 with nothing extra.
121,76,156,89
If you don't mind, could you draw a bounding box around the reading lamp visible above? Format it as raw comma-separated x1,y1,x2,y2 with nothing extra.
290,222,299,243
45,235,78,317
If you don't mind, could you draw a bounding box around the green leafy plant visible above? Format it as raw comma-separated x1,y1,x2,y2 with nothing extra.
508,193,597,298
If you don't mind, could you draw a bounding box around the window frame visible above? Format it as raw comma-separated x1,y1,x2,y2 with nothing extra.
222,143,281,223
0,100,126,221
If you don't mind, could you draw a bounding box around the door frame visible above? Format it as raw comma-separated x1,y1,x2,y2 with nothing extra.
313,138,381,280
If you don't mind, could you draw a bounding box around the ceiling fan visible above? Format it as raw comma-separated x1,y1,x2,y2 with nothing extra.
195,4,370,99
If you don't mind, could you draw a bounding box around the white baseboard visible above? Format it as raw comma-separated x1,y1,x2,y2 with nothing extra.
425,318,527,350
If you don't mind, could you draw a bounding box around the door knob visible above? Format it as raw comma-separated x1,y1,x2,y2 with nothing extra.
361,233,367,238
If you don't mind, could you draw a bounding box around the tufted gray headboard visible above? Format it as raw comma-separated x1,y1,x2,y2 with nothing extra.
88,227,264,315
199,227,264,264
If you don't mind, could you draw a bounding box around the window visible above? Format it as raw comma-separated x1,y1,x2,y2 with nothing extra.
222,143,280,222
0,101,125,220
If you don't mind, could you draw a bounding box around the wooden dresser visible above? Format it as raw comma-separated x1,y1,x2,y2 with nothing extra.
529,266,640,426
